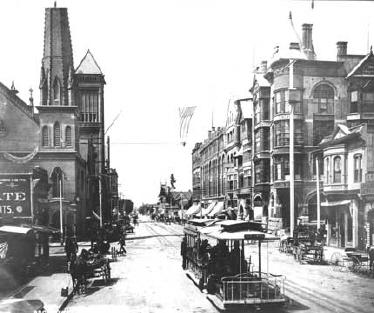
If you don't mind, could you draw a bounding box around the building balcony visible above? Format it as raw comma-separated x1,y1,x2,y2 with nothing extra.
323,182,348,193
272,178,303,189
347,112,374,121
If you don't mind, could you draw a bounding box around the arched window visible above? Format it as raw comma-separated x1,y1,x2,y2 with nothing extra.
42,126,49,147
53,78,61,105
313,84,334,114
333,156,342,183
54,122,60,147
354,154,362,182
65,126,72,146
51,167,63,198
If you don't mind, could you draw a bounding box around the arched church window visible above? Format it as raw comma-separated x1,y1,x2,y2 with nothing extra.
54,122,60,147
42,126,49,147
65,126,72,147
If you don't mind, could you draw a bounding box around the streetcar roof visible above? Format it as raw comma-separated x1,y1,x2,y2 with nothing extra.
206,229,278,241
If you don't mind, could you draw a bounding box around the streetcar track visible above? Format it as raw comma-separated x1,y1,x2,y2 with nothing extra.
284,279,368,313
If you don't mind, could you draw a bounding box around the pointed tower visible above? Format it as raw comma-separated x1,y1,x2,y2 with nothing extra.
75,50,106,175
40,6,74,106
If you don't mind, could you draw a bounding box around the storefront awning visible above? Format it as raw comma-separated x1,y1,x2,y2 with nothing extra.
0,225,33,235
321,200,351,207
208,202,224,217
201,202,217,217
185,204,201,216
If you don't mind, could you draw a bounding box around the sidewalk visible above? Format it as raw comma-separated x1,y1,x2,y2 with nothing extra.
1,245,75,312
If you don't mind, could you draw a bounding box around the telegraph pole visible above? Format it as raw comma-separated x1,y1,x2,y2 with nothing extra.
289,60,295,235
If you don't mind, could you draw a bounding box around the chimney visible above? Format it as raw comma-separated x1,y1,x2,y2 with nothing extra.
260,61,267,73
336,41,348,60
302,23,315,60
208,130,212,139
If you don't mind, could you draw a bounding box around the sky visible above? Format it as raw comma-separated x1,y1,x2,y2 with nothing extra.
0,0,373,206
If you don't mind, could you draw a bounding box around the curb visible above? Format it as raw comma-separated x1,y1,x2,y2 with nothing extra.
58,289,74,312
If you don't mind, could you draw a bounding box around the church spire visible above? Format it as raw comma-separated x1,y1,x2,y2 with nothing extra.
39,5,74,106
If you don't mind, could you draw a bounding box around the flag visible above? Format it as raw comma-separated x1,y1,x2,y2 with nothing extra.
179,106,196,144
0,242,8,259
312,0,314,10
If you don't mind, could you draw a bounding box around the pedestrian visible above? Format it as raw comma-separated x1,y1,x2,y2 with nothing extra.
65,236,78,265
119,232,127,255
367,245,374,273
181,235,187,269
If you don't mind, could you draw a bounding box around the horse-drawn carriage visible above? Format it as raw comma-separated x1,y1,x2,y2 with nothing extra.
69,249,111,294
292,223,324,264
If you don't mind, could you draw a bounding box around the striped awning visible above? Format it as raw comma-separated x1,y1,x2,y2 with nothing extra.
185,204,201,216
201,202,217,216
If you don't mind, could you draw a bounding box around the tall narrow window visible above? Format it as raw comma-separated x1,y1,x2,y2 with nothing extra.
350,91,358,113
313,84,334,114
42,126,49,147
54,122,60,147
53,78,61,105
354,154,362,182
65,126,72,147
325,157,330,184
333,156,342,183
51,167,63,198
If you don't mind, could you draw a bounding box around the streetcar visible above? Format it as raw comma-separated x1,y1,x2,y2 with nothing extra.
183,220,286,310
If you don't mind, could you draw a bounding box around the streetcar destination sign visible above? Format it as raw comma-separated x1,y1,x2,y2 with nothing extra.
0,175,31,217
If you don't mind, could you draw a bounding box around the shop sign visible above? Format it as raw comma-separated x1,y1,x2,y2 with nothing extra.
0,175,31,217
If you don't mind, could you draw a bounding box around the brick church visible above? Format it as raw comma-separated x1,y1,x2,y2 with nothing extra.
0,4,107,237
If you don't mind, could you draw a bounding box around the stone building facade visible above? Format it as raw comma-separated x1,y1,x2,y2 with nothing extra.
0,4,117,237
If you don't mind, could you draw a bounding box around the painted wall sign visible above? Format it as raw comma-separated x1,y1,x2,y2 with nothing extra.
0,175,31,217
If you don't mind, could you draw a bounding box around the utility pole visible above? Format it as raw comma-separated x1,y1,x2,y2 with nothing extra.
99,176,103,228
316,157,321,229
289,60,295,235
59,171,64,245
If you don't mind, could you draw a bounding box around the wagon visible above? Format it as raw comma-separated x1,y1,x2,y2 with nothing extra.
70,253,111,294
292,224,324,264
330,248,370,274
86,255,111,283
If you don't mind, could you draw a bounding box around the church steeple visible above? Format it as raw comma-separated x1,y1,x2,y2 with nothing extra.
39,5,74,106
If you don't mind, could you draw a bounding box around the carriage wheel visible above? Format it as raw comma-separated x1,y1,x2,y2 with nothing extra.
330,252,343,272
349,256,361,273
